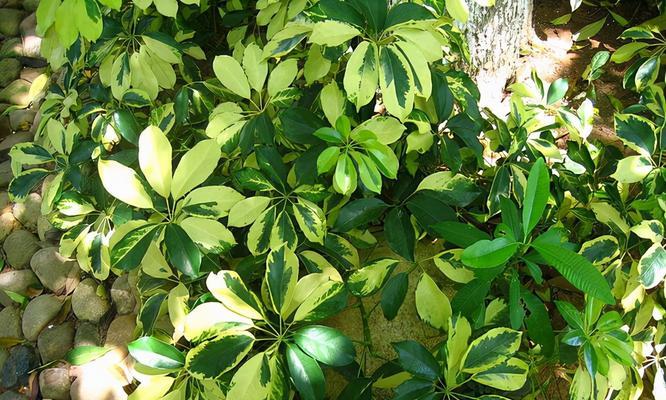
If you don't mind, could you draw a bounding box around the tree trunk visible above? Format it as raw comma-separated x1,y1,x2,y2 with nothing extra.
465,0,534,113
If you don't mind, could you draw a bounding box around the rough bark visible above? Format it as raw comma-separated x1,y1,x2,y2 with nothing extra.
465,0,534,112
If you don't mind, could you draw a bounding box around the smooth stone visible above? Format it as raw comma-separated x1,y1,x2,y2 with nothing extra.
0,306,22,339
0,191,9,210
0,58,21,88
37,321,74,363
39,366,71,400
8,109,35,131
0,160,13,187
71,279,110,323
0,38,23,58
30,247,80,294
19,13,40,60
0,131,34,151
0,392,28,400
3,229,40,269
74,322,100,347
0,79,31,106
0,345,39,389
0,393,28,400
23,0,39,12
0,212,19,241
12,192,40,230
0,9,25,37
104,315,136,347
0,0,23,8
19,67,43,83
110,275,137,315
21,294,63,341
0,348,7,374
37,215,59,243
0,104,10,140
0,269,39,306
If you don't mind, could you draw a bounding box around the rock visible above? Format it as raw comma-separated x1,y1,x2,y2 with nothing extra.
37,215,59,242
22,294,63,341
0,345,39,389
0,306,23,339
71,279,110,323
30,247,80,294
0,348,7,372
23,0,39,11
0,269,39,307
3,230,40,269
37,322,74,363
20,67,44,83
0,212,19,241
0,58,21,88
0,9,25,37
8,109,35,131
74,322,100,347
12,192,40,229
105,315,136,347
19,13,40,60
39,366,71,400
0,79,30,106
0,191,10,210
110,275,137,315
0,392,28,400
0,131,33,151
0,105,10,140
1,0,23,8
0,160,13,187
0,38,23,58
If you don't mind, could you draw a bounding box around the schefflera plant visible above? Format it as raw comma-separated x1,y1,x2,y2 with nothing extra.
99,125,243,279
127,244,354,400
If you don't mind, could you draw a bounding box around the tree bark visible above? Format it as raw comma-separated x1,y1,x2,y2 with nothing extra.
465,0,534,113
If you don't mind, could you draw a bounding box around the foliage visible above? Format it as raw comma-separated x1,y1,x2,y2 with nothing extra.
9,0,666,399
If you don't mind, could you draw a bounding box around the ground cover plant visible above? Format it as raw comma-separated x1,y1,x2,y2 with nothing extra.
1,0,666,399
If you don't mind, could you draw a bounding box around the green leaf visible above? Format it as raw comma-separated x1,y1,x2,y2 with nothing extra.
472,358,529,391
446,0,469,22
186,332,255,380
638,243,666,289
139,126,172,198
546,78,568,104
385,208,415,261
343,42,379,110
614,113,657,156
381,272,408,320
286,343,325,400
140,293,167,335
579,235,620,265
292,199,326,244
293,325,355,367
227,353,271,400
378,45,413,120
310,21,360,46
392,340,440,380
228,197,272,228
180,217,236,254
182,186,245,219
532,243,614,304
122,89,152,108
213,55,251,99
293,280,348,322
171,139,221,200
347,258,398,297
98,160,153,209
142,33,182,64
242,43,268,93
265,244,298,316
8,169,50,202
76,0,103,42
128,336,185,370
415,273,452,331
573,17,606,42
111,224,161,271
335,198,388,232
611,42,649,63
268,59,298,98
65,346,112,365
333,154,357,195
522,158,549,237
431,221,490,248
317,147,340,175
636,56,659,90
207,270,264,320
461,237,518,269
154,0,178,17
461,328,522,373
165,224,201,278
